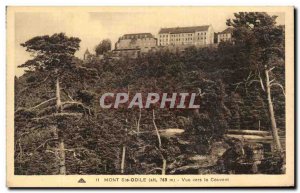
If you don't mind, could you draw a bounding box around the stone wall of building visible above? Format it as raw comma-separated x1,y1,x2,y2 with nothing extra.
158,25,214,46
115,33,157,53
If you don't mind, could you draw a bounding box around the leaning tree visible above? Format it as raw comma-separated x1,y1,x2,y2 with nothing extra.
227,12,285,152
16,33,98,174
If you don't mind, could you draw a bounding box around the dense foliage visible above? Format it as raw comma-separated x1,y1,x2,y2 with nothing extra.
95,39,112,56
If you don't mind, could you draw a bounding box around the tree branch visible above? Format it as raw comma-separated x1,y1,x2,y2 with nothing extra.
61,101,92,115
270,83,286,96
136,108,142,134
15,97,56,113
248,79,260,85
270,79,276,84
32,112,82,121
30,98,56,110
62,89,74,101
34,137,58,152
258,71,266,92
268,67,275,72
233,81,243,92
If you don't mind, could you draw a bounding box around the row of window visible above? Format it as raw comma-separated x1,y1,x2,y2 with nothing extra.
123,35,151,39
159,36,207,41
218,34,231,38
171,38,193,41
159,41,208,46
160,32,207,38
219,37,231,41
160,37,207,42
120,38,156,42
196,32,207,36
170,33,194,37
118,42,156,48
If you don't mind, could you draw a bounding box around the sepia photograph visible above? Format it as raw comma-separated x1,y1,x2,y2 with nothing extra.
6,6,294,187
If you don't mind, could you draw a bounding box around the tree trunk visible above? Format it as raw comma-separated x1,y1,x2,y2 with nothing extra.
59,137,66,174
121,145,126,174
56,78,66,174
265,69,282,152
152,110,166,174
136,108,141,136
152,110,162,148
56,78,62,110
114,149,121,172
162,159,166,175
120,87,129,174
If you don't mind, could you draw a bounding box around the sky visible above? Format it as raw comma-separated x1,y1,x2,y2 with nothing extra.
14,8,285,76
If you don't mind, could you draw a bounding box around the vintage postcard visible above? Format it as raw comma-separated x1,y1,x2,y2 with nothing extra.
6,6,294,187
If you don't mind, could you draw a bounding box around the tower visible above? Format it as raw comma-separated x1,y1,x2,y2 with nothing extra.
83,49,91,61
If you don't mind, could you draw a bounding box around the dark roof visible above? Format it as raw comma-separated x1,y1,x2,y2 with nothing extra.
219,27,233,34
84,49,90,54
159,25,210,34
114,48,141,51
122,33,154,39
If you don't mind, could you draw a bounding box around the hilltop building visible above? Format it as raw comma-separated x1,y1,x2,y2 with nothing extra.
158,25,214,47
217,27,234,43
83,49,92,61
115,33,157,53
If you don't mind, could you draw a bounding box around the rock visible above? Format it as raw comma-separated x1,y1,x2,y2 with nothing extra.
188,155,207,161
160,128,185,138
177,139,190,145
169,164,201,174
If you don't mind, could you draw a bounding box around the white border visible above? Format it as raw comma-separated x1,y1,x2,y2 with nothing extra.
1,0,299,192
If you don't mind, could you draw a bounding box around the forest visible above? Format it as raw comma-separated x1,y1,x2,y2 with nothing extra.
14,12,286,175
